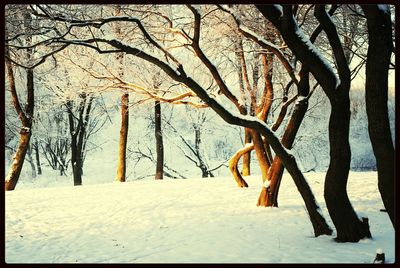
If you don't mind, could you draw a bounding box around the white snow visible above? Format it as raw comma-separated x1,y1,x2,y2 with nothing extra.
5,171,395,263
293,26,341,89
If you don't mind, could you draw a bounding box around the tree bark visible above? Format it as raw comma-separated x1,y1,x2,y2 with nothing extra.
256,4,370,241
34,139,42,175
325,98,371,242
155,101,164,180
257,97,309,207
67,100,82,186
66,94,92,186
116,93,129,182
114,4,129,183
5,129,32,190
229,144,253,187
27,143,37,178
361,5,395,227
242,128,252,176
250,129,271,181
5,11,35,191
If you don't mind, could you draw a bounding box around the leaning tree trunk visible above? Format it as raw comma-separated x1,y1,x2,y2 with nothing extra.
256,4,371,242
5,129,32,190
361,5,395,227
5,10,35,191
4,64,34,191
155,101,164,180
257,96,309,207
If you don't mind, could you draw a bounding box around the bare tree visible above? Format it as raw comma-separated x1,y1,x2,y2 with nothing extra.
114,4,129,183
6,4,333,236
5,6,36,190
256,4,371,242
361,5,395,227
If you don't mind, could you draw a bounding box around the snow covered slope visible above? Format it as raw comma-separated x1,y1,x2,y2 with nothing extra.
5,172,394,263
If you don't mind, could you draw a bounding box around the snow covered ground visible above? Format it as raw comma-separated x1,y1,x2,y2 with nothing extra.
5,172,395,263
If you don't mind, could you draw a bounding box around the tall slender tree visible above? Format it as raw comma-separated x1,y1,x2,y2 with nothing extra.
361,4,395,227
115,5,130,182
154,100,164,180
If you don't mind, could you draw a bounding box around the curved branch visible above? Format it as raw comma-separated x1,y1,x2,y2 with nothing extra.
228,144,253,187
187,5,247,115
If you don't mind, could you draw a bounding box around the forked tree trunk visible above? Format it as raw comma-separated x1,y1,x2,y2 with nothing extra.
258,68,310,207
5,11,35,191
67,95,93,186
257,97,309,207
256,4,370,241
155,101,164,180
362,5,395,227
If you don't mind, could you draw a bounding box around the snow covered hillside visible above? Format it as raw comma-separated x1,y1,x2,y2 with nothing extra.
5,172,394,263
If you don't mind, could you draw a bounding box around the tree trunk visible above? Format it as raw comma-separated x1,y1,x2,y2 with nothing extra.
5,50,34,190
257,97,309,207
66,100,82,186
116,93,129,182
5,129,32,190
155,101,164,180
325,98,371,242
258,68,310,207
114,4,129,183
250,130,270,181
242,128,252,176
361,5,395,227
256,4,370,241
34,139,42,175
103,24,333,237
229,144,253,187
27,143,36,178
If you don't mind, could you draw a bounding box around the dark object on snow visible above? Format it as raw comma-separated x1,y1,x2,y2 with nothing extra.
380,209,387,212
373,252,385,264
